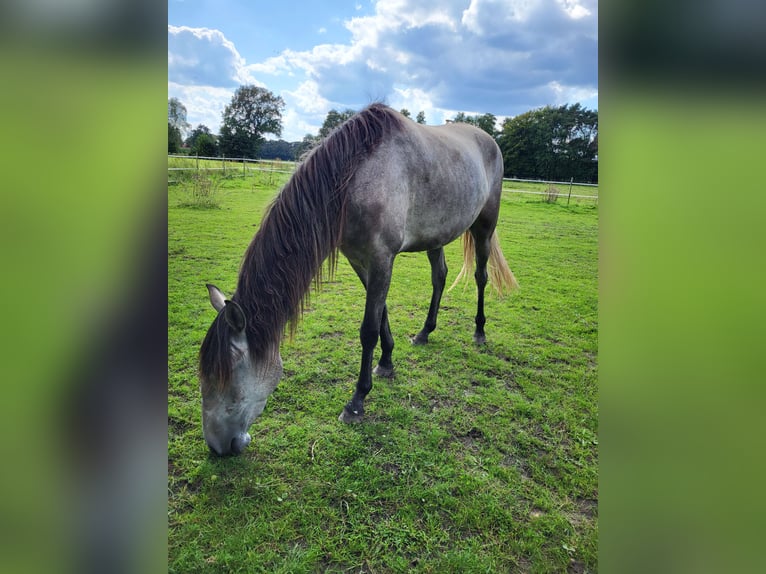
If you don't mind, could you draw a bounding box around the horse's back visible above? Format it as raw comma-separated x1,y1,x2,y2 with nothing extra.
342,119,503,256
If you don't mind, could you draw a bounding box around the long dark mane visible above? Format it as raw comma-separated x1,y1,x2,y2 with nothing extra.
200,103,405,386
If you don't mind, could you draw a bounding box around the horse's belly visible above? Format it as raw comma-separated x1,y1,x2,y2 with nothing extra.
400,220,470,253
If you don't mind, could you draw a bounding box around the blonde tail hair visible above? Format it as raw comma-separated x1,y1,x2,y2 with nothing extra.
448,230,519,295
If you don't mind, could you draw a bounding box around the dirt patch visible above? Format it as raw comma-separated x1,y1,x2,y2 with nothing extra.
567,558,586,573
575,497,598,519
381,462,401,478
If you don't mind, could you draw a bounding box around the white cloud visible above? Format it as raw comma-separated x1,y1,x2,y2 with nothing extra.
389,86,442,122
279,108,323,142
285,80,331,115
167,82,235,132
462,0,539,33
556,0,592,20
168,25,263,87
246,54,292,76
264,0,596,116
169,0,597,141
547,81,599,105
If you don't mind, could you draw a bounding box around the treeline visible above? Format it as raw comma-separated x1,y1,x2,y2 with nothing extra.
497,104,598,183
169,89,598,183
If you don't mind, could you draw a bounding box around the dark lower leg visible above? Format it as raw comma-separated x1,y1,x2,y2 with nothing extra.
345,323,378,417
413,248,447,345
373,306,395,377
473,237,490,345
340,261,392,422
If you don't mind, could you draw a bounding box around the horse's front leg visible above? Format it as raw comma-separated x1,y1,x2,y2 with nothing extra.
339,259,393,423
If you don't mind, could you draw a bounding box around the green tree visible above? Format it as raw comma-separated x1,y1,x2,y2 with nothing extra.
168,123,183,154
260,139,301,161
295,133,319,159
452,111,469,124
219,85,285,159
400,108,411,118
416,111,426,124
318,109,356,139
497,104,598,182
193,133,219,158
474,113,498,138
185,124,213,151
450,111,498,138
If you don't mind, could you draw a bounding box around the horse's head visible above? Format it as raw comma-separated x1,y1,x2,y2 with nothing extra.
199,284,283,456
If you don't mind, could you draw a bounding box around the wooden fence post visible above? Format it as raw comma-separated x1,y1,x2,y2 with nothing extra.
567,177,573,206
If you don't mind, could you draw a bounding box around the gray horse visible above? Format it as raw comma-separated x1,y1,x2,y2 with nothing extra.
199,103,517,456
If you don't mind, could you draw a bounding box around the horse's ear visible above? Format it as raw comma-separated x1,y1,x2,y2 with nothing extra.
206,284,227,312
223,300,246,333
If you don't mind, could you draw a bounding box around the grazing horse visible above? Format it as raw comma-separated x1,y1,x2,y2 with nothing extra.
199,103,517,456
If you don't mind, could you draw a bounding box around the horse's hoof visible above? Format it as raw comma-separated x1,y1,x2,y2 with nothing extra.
373,364,395,378
473,333,486,345
411,333,429,345
338,408,364,424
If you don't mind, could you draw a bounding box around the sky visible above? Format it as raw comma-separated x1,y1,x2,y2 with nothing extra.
168,0,598,142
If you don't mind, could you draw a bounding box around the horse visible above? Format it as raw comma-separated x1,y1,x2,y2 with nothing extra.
199,103,517,456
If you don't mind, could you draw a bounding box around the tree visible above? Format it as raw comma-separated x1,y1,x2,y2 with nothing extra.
168,123,183,154
318,109,356,139
474,113,498,138
452,111,469,124
399,108,411,118
168,97,190,139
259,139,301,161
497,104,598,182
295,133,320,159
416,111,426,124
450,111,498,138
219,85,285,159
193,133,219,158
185,124,216,154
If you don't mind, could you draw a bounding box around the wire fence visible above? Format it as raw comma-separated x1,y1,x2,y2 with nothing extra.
168,155,598,204
168,154,296,178
503,176,598,204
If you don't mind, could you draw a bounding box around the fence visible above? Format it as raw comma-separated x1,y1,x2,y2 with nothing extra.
167,154,296,180
169,155,597,204
503,176,598,204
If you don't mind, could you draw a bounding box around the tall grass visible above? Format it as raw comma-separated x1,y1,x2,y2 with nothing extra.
543,185,560,203
176,171,222,209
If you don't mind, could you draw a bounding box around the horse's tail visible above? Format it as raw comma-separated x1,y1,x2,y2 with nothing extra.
448,230,519,295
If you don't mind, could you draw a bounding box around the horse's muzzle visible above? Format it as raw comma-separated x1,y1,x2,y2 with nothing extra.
208,432,251,456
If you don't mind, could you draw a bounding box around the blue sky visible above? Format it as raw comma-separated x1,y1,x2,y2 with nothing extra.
169,0,597,141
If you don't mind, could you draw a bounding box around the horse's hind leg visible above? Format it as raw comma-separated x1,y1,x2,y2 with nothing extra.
471,229,491,345
412,247,447,345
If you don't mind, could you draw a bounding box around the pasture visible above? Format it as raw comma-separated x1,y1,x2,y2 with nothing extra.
168,168,598,572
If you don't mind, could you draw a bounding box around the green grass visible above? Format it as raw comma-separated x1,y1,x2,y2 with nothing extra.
169,168,598,573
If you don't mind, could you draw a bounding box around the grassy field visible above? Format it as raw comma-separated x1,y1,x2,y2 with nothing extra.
168,168,598,573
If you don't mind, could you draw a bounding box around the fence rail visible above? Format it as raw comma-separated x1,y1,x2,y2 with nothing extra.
168,155,598,203
167,154,297,175
502,176,598,203
505,189,597,200
503,177,598,188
